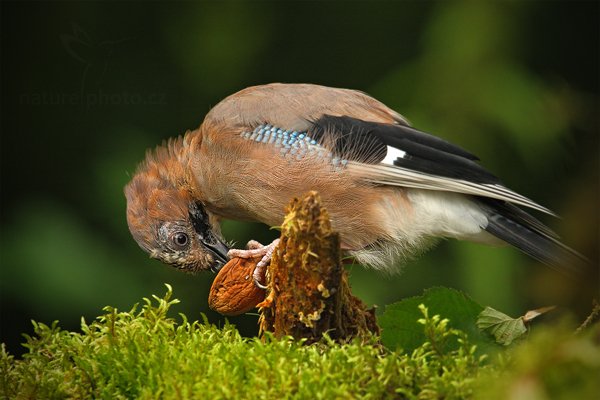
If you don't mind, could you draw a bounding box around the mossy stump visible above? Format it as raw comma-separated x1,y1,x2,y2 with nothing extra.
258,191,379,342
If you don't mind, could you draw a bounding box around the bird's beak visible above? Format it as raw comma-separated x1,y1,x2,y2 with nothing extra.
203,236,230,273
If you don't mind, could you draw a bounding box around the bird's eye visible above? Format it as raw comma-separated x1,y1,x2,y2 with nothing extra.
172,232,189,248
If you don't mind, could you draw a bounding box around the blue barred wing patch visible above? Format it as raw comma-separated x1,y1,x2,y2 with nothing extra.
240,124,349,167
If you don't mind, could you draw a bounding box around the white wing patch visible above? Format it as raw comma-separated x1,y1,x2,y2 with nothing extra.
381,146,406,166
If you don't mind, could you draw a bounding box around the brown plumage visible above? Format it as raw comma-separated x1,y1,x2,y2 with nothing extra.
125,83,583,275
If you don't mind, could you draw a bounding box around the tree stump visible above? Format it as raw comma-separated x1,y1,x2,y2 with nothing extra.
258,191,379,342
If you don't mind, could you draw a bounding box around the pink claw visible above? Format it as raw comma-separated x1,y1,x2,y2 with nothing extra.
227,239,280,289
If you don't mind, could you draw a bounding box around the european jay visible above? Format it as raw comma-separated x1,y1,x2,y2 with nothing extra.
124,83,582,279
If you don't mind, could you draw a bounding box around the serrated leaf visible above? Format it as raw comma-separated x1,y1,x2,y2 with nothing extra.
380,287,497,354
477,306,526,346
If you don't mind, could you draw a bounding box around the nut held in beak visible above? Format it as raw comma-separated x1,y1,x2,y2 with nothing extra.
208,256,265,316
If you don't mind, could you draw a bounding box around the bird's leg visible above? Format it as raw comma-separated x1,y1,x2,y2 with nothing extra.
227,239,280,289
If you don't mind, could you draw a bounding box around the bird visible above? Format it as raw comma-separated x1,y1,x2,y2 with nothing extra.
124,83,583,280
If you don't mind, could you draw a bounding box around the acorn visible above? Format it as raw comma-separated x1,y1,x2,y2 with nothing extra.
208,256,266,316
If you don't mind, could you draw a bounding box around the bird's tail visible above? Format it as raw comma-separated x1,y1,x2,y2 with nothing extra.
480,199,587,277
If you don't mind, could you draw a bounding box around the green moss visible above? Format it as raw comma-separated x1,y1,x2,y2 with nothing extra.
2,285,488,399
3,286,598,399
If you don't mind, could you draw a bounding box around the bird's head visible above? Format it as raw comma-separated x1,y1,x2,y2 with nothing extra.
124,140,229,273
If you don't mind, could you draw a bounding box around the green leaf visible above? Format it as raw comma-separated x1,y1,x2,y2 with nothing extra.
477,305,556,346
380,287,497,354
476,306,526,346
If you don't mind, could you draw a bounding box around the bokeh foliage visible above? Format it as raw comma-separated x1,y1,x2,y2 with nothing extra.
1,1,598,356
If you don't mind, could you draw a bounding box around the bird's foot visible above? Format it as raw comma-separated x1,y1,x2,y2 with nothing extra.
228,239,280,289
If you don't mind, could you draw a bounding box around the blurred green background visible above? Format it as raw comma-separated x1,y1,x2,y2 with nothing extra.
1,1,598,357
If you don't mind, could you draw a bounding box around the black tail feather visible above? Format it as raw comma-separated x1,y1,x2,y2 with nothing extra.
482,207,586,277
478,198,559,239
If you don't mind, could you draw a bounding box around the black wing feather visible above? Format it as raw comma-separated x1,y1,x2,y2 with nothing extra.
309,115,499,184
374,121,480,161
309,116,387,163
393,141,499,183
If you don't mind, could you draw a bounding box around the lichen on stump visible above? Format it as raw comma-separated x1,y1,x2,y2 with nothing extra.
258,191,379,342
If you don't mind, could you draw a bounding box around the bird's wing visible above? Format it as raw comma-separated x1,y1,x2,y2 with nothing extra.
204,83,553,215
311,116,554,215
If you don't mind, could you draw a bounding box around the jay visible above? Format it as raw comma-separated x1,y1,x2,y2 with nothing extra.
124,83,582,280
